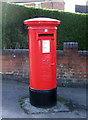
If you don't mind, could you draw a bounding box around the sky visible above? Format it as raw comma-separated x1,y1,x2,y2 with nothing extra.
64,0,87,12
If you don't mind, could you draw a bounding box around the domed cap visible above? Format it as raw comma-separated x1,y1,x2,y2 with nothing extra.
24,17,60,26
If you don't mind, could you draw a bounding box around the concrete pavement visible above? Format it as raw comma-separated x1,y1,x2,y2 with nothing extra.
57,87,87,107
2,78,87,118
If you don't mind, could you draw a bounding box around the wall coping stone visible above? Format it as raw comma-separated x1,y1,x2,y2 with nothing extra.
0,49,88,55
64,42,78,48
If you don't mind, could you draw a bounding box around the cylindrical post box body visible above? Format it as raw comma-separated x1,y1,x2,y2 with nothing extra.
24,18,60,108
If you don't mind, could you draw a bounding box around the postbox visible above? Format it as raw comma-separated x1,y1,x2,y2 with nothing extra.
24,17,60,108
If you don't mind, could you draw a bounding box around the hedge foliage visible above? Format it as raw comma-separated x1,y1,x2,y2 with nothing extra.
2,2,87,50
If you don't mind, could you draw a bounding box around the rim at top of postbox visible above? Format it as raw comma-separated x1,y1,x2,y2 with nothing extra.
24,17,60,26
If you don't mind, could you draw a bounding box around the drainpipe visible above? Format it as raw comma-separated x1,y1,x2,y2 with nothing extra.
51,0,53,9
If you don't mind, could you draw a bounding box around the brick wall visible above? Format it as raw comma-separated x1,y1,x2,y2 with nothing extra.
24,3,35,7
41,2,64,10
41,2,51,9
1,50,29,77
1,42,88,83
23,1,65,10
57,43,88,82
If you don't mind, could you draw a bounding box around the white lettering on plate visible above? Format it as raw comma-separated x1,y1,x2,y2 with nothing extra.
42,40,50,53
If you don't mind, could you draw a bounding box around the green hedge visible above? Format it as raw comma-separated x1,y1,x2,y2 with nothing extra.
2,2,87,50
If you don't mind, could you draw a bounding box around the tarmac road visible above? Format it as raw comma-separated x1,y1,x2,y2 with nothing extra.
1,79,87,118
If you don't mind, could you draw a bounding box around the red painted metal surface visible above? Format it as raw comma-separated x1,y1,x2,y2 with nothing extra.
24,18,60,90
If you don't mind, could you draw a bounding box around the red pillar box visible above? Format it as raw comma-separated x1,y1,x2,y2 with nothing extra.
24,17,60,108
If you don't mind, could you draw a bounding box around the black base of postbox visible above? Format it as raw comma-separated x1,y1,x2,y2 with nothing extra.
29,87,57,108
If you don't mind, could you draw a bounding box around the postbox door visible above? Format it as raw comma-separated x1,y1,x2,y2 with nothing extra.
37,32,56,90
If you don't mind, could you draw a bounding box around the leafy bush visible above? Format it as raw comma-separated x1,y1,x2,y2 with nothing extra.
2,2,87,50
